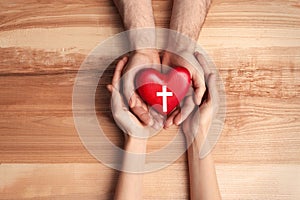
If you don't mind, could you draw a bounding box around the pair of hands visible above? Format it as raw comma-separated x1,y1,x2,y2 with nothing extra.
121,49,207,129
107,51,219,148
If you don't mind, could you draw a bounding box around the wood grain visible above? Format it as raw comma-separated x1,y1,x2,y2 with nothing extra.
0,164,299,199
0,0,300,199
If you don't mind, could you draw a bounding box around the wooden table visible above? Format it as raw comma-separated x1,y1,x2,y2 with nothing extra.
1,0,299,199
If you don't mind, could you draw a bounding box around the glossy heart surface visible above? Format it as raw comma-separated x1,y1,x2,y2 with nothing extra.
135,67,191,115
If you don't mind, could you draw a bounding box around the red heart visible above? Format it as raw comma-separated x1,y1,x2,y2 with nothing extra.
135,67,191,115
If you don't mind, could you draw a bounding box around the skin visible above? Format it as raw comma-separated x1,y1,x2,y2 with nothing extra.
183,52,221,200
163,0,212,128
113,0,161,126
107,57,162,200
113,0,212,128
109,52,221,200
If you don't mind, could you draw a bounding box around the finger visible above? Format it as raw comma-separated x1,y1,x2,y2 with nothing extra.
192,70,206,105
112,56,128,90
174,95,196,125
108,84,128,113
109,56,128,109
207,73,219,113
108,85,128,112
161,57,170,73
164,108,180,129
150,108,165,123
149,109,164,130
130,93,138,108
122,73,137,108
110,57,130,112
135,94,148,111
106,84,113,93
194,52,211,79
161,64,169,73
133,96,153,124
131,105,153,126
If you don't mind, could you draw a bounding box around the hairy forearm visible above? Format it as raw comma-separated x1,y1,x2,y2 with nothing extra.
168,0,211,52
113,0,156,50
187,141,221,200
113,0,155,29
114,137,147,200
170,0,211,39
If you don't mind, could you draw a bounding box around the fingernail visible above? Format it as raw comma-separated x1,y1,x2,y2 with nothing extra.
106,85,112,92
175,119,181,126
148,118,154,126
129,99,134,108
153,122,162,131
197,97,201,105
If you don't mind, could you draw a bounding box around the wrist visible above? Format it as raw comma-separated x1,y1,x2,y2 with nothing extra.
127,28,156,50
165,30,197,54
124,135,147,153
185,129,205,151
134,49,160,62
186,128,212,158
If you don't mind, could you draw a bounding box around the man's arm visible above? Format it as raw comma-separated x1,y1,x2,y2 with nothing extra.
113,0,156,49
163,0,212,128
113,0,155,29
168,0,211,52
113,0,161,126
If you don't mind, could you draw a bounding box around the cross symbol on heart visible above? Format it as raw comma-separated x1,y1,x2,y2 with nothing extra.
135,66,191,115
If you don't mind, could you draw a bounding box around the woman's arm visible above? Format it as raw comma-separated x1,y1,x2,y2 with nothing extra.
108,57,162,200
183,52,221,200
187,140,221,200
114,137,147,200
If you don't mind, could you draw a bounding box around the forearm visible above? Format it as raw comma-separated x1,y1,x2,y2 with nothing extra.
113,0,156,51
114,137,147,200
168,0,211,52
187,141,221,200
113,0,155,29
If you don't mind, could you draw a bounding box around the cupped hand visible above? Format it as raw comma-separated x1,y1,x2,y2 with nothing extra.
162,51,206,128
107,56,163,141
121,49,162,126
182,52,219,148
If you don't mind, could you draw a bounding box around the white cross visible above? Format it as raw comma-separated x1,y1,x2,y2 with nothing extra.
156,85,173,113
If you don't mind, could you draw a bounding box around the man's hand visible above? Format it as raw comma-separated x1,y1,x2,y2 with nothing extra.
162,0,211,128
120,49,163,128
163,51,206,128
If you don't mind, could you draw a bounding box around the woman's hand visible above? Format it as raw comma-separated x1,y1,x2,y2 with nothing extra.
182,52,219,150
107,56,163,142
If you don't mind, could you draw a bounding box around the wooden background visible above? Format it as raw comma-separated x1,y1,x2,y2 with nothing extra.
0,0,300,199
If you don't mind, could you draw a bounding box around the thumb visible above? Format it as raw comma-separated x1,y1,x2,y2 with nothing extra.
192,71,206,105
106,84,113,93
122,74,137,108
